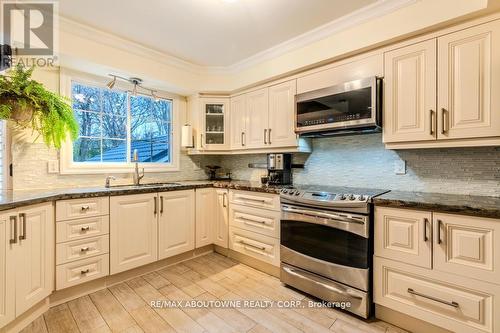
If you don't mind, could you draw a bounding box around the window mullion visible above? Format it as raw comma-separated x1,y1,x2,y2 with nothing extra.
126,93,132,163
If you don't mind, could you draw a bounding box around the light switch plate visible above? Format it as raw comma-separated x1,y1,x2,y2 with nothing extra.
394,160,406,175
47,160,59,174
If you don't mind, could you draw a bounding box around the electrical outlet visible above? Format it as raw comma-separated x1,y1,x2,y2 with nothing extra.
394,160,406,175
47,160,59,174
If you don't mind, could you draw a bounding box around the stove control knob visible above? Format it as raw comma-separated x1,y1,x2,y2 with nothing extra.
282,189,288,194
348,194,355,200
339,194,346,200
359,195,366,201
295,191,300,196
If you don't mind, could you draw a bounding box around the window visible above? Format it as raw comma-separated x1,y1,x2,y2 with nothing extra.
71,82,172,164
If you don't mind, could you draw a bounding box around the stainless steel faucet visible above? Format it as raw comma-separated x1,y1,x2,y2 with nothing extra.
105,175,116,188
132,149,145,185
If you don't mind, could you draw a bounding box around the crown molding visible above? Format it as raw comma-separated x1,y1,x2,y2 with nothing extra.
58,0,417,76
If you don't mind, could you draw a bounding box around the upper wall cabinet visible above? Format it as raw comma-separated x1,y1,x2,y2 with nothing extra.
384,19,500,148
268,80,298,148
200,98,230,150
230,94,247,149
245,88,269,148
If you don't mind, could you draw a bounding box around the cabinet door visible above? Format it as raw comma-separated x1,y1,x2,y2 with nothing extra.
195,188,215,248
374,207,432,269
230,94,246,149
214,189,229,248
434,212,500,285
268,80,298,147
201,98,230,150
0,213,15,328
16,203,54,315
383,39,437,143
438,20,500,139
158,190,195,259
110,193,157,274
245,88,269,148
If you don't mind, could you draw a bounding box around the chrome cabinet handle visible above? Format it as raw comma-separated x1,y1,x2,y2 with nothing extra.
268,128,272,144
160,196,164,214
222,192,227,208
239,196,267,203
80,247,90,252
282,206,365,225
238,216,267,225
81,205,90,211
264,129,267,144
283,266,363,300
441,108,448,134
81,226,91,232
407,288,459,308
9,216,17,244
437,219,444,244
80,269,90,275
423,218,429,242
239,240,266,251
19,213,26,240
154,197,157,215
429,110,435,135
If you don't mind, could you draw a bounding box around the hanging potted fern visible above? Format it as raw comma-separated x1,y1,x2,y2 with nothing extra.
0,64,78,148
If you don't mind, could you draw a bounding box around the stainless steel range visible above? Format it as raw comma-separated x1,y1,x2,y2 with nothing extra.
279,186,388,318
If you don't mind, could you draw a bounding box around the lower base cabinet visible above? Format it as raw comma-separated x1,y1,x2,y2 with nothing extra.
229,226,280,266
0,203,54,329
214,189,229,248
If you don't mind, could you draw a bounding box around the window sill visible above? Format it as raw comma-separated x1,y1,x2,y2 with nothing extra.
59,162,180,175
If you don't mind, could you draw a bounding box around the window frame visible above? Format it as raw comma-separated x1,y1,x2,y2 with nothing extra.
59,69,180,174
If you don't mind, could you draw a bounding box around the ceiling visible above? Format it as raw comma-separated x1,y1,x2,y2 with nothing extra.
59,0,377,67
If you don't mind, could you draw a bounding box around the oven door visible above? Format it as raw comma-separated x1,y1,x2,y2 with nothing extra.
295,76,380,134
280,204,370,291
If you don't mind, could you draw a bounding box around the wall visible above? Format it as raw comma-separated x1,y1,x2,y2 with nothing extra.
219,134,500,197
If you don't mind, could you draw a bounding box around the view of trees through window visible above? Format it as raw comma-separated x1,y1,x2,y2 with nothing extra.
72,82,172,163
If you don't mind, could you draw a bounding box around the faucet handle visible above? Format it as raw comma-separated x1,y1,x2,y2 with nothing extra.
140,168,145,179
105,175,116,188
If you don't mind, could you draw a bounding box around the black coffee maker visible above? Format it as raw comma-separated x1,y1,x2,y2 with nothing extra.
267,153,292,185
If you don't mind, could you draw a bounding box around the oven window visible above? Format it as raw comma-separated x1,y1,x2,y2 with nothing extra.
296,87,372,127
281,220,369,269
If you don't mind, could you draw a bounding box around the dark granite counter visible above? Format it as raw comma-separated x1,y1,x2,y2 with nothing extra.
373,191,500,219
0,180,284,212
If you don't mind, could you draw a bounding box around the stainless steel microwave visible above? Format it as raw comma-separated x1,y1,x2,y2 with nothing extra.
295,76,382,137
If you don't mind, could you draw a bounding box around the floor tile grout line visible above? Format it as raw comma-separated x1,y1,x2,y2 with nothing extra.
64,302,83,333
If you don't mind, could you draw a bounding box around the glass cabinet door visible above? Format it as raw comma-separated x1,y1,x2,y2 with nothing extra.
201,98,229,149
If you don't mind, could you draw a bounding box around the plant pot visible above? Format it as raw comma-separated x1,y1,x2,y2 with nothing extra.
2,99,34,123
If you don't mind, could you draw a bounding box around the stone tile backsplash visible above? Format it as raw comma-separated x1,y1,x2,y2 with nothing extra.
219,134,500,197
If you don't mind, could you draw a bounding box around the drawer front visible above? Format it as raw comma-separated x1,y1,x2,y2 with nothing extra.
375,206,432,269
374,257,499,333
229,190,280,211
229,204,280,238
434,212,500,285
56,235,110,265
56,197,109,221
56,215,110,243
229,226,279,266
56,254,109,290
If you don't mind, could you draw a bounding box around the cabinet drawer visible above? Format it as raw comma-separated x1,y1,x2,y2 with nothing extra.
229,204,280,238
56,235,109,265
56,215,109,243
56,254,109,290
229,226,279,266
229,190,280,211
56,197,109,221
374,257,499,333
375,207,432,269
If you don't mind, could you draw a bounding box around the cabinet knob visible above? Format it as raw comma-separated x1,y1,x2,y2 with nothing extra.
80,247,90,252
80,269,90,275
81,205,90,212
81,226,91,232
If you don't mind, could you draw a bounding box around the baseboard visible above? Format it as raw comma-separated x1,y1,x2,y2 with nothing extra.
216,246,280,277
375,304,452,333
50,244,214,306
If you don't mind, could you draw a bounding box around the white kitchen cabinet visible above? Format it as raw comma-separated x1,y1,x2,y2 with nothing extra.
0,213,15,328
200,97,230,150
214,189,229,248
433,212,500,285
437,20,500,140
158,190,195,259
268,80,298,147
0,203,53,329
110,193,158,274
230,94,247,149
245,88,269,148
383,39,437,143
374,207,432,269
195,188,215,248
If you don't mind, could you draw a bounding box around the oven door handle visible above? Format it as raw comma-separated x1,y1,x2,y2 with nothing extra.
282,206,365,225
282,266,363,300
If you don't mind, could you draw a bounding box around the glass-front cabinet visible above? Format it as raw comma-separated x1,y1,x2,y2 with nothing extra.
200,97,230,150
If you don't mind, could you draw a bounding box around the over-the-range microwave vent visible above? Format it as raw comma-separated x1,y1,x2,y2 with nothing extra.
298,125,382,138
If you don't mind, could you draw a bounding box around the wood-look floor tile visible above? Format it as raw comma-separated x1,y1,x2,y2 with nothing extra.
142,271,171,290
129,306,175,333
89,288,137,332
20,315,48,333
109,282,146,312
43,304,79,333
67,296,110,332
119,325,144,333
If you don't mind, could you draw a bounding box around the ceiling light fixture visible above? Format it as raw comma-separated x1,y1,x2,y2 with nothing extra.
107,74,160,100
106,75,116,89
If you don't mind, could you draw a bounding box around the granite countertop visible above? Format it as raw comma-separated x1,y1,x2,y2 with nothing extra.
0,180,284,212
373,190,500,219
